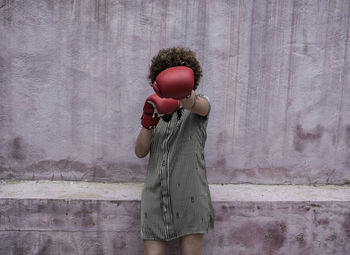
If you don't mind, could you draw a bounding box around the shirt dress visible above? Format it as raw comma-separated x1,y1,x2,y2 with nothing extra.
140,94,215,241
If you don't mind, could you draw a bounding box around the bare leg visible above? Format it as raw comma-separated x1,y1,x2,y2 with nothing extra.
144,240,167,255
180,234,204,255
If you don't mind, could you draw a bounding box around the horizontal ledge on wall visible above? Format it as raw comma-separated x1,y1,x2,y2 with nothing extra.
0,180,349,202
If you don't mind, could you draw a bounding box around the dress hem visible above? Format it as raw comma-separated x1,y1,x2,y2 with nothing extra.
141,225,214,242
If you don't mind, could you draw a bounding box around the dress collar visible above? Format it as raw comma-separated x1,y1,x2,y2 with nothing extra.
161,107,184,122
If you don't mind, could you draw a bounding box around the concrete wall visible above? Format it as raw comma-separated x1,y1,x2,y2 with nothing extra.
1,0,349,184
2,199,350,255
1,0,350,254
0,181,350,255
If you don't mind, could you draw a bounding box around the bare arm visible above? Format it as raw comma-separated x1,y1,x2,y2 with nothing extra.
135,90,208,157
135,127,153,158
180,90,209,117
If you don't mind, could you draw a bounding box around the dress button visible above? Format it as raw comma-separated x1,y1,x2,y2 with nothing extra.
191,196,194,202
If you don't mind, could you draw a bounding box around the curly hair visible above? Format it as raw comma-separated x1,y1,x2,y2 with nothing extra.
148,47,202,90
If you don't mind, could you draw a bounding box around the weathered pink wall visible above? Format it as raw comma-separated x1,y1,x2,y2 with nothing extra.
1,0,349,184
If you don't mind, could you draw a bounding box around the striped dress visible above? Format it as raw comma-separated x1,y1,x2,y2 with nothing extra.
140,94,215,241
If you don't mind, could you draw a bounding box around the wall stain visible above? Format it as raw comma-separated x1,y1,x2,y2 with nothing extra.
37,203,46,212
74,206,95,227
310,203,321,207
213,156,227,173
215,131,227,169
345,125,350,148
21,159,146,182
52,218,63,225
344,125,350,168
113,239,126,251
0,0,8,9
296,233,306,247
215,215,224,222
316,218,329,225
325,233,337,241
278,222,287,233
230,168,256,179
218,236,224,246
229,220,286,251
263,223,286,252
37,236,52,255
298,203,311,212
257,167,290,179
110,201,121,206
10,137,26,161
293,124,323,152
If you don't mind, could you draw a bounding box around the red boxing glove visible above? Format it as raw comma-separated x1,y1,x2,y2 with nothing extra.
140,94,180,129
152,66,194,100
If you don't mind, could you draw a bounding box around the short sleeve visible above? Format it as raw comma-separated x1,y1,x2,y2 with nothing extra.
196,94,211,120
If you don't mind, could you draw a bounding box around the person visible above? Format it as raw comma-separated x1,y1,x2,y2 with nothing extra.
135,47,215,255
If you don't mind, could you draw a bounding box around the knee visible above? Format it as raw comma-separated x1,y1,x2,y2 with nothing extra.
144,240,166,255
144,251,165,255
180,234,204,255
